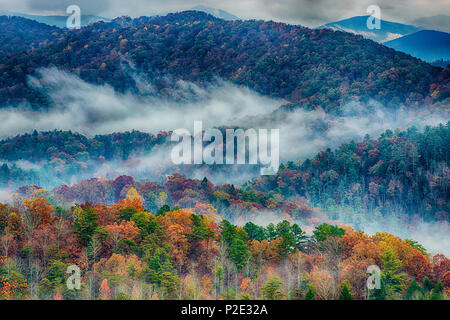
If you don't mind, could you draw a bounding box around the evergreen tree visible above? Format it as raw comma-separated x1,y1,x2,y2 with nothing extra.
430,281,444,300
261,277,285,300
339,280,353,300
305,283,316,300
73,206,98,246
404,279,424,300
380,247,407,298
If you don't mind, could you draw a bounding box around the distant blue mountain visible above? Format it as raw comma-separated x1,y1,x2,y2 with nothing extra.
0,10,109,28
384,30,450,63
191,5,239,21
319,15,421,43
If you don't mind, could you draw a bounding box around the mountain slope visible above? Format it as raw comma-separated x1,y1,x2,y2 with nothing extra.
0,15,62,57
319,15,421,43
384,30,450,63
0,11,448,111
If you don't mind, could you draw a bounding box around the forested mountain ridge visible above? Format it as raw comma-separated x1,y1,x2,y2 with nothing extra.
0,126,449,300
246,123,450,223
0,129,169,162
0,16,62,57
0,11,448,111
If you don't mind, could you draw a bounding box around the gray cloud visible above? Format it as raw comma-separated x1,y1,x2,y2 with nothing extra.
0,67,284,138
25,0,111,15
1,67,447,184
3,0,445,27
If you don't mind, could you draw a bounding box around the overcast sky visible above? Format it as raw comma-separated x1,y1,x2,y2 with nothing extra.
1,0,449,27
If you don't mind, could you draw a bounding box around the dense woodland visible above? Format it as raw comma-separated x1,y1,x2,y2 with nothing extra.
0,185,449,300
0,123,448,223
0,124,448,300
0,11,449,111
0,16,61,58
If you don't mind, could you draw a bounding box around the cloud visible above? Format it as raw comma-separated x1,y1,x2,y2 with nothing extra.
0,67,448,187
0,67,284,139
235,99,449,163
7,0,446,27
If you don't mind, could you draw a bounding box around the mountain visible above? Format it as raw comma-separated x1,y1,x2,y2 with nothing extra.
384,30,450,63
0,11,448,111
191,5,239,20
0,9,109,28
0,15,62,57
319,15,422,43
410,15,450,33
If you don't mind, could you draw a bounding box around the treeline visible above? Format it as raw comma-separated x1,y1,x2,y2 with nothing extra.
0,11,448,110
0,190,448,300
0,130,170,189
0,16,62,58
0,129,168,162
248,122,450,222
2,123,447,224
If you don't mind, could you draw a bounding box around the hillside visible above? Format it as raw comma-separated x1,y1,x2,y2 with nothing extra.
0,124,449,300
0,11,448,111
1,187,448,300
385,30,450,63
0,15,62,57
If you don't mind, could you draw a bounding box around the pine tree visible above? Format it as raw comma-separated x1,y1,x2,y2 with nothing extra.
261,277,285,300
404,279,424,300
73,206,98,246
305,283,316,300
380,247,407,298
339,280,353,300
430,281,444,300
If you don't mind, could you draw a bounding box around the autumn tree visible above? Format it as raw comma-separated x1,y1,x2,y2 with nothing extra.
24,197,55,229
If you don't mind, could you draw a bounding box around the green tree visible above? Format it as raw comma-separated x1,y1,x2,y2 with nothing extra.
243,222,267,241
119,207,138,221
404,279,424,300
145,247,179,298
313,223,345,242
261,277,285,300
229,238,251,271
305,283,316,300
430,281,444,300
188,214,214,241
339,280,353,300
73,206,98,246
220,220,236,245
380,247,407,299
